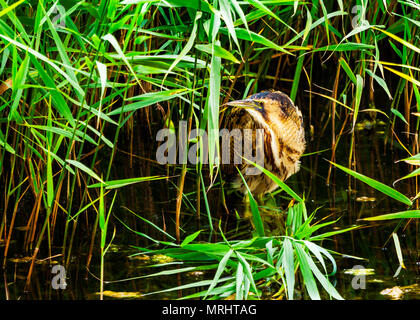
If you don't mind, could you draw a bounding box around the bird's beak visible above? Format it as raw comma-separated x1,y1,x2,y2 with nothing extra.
226,99,261,110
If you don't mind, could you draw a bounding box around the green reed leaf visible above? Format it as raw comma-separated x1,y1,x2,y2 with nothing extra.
329,161,413,206
282,238,295,300
205,248,234,299
294,242,320,300
66,159,104,183
195,43,240,63
220,27,293,54
361,210,420,221
0,0,25,18
47,145,54,208
352,74,363,131
107,89,190,116
237,168,265,237
244,158,303,202
88,176,165,189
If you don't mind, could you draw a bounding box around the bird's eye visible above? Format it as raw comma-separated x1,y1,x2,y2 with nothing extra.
253,100,264,109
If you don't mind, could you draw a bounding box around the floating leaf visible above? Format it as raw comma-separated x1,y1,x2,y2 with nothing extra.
344,268,375,276
95,291,143,299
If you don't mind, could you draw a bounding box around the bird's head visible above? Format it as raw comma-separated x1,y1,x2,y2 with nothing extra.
226,90,306,158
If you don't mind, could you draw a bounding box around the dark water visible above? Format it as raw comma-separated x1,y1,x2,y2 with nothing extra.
1,118,419,300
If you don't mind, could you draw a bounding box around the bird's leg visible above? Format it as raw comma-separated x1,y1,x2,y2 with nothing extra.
241,193,252,221
243,193,264,209
256,194,264,206
244,193,265,221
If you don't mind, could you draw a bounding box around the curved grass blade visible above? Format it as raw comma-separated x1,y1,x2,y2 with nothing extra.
303,240,337,276
329,161,412,206
96,61,107,127
205,35,222,179
398,153,420,166
373,26,420,55
29,57,75,127
235,251,258,299
303,246,344,300
0,0,26,18
0,129,15,154
244,158,303,202
235,261,244,300
309,225,360,241
361,210,420,221
102,33,141,86
163,11,202,83
236,168,265,237
107,89,190,116
204,248,234,299
311,42,375,52
366,69,392,100
220,27,293,55
339,57,357,84
219,0,240,52
294,242,320,300
121,206,176,241
66,159,104,183
0,34,85,98
392,232,406,270
352,74,363,132
195,43,240,64
282,238,295,300
383,66,420,87
88,176,166,189
393,167,420,184
246,0,297,34
181,230,202,247
47,145,54,208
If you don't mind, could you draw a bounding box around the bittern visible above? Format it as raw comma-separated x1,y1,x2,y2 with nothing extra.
222,90,305,195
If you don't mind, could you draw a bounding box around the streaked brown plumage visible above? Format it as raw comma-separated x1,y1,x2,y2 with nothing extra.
222,90,305,195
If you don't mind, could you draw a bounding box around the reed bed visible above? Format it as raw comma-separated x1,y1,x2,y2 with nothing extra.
0,0,419,299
